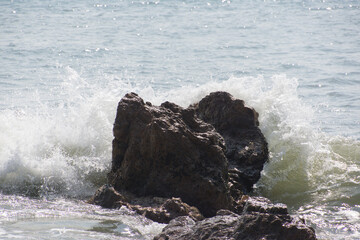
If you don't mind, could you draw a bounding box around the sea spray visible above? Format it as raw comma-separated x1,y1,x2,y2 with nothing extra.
1,72,359,239
0,67,117,198
145,74,360,239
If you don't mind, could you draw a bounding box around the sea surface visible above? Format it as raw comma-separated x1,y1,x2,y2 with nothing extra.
0,0,359,239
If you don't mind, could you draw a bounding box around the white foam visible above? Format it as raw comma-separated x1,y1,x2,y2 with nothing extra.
154,75,360,214
0,67,121,197
1,71,359,209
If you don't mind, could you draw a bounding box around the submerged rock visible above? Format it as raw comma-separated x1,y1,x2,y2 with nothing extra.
108,92,232,217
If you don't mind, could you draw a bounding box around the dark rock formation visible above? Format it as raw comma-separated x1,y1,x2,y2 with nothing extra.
154,196,317,240
89,91,316,239
108,92,232,217
88,184,203,223
194,91,268,199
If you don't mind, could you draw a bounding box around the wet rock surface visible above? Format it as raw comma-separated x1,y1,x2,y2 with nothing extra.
89,91,317,239
154,196,316,240
108,92,232,217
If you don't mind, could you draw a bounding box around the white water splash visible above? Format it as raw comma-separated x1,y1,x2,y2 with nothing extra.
1,71,359,239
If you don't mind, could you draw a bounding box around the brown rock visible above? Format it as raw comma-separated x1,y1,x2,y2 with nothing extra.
89,92,316,239
108,92,232,217
87,184,127,208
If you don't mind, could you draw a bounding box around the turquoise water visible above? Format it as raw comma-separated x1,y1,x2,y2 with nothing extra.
1,1,359,239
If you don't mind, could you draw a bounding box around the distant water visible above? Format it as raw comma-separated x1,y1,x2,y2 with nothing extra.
0,1,359,239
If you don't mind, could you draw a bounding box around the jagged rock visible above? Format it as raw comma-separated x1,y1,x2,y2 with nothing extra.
131,197,204,224
234,213,316,240
108,92,232,217
154,197,317,240
107,91,269,216
88,184,203,223
194,91,268,198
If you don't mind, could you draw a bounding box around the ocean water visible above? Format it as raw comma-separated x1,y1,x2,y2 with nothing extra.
0,0,359,239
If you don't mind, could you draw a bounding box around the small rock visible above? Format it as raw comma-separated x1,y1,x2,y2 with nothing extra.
87,184,127,208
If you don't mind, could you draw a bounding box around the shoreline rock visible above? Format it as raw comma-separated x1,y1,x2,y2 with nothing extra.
89,91,317,239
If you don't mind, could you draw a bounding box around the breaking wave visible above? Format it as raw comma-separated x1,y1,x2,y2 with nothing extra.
1,70,359,239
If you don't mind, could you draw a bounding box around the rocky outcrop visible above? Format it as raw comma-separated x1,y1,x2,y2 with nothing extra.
108,92,232,217
107,91,268,216
89,91,317,239
154,196,317,240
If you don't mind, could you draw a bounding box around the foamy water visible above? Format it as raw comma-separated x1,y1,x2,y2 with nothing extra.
1,0,359,239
